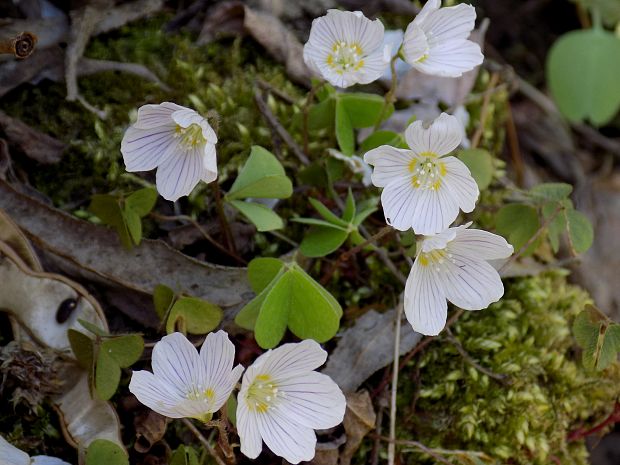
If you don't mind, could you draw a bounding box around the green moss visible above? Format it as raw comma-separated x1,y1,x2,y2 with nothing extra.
394,272,620,464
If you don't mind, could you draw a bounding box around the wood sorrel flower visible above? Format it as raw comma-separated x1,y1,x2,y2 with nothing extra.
129,331,243,422
364,112,479,234
405,223,513,335
303,10,390,88
401,0,483,77
236,339,346,464
121,102,218,202
0,435,70,465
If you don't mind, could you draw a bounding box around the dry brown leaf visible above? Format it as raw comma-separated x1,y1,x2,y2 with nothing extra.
134,410,168,453
340,391,376,465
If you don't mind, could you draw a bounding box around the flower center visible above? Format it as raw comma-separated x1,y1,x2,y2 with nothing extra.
186,386,216,403
418,248,455,270
246,374,282,414
174,123,206,149
326,41,365,74
409,155,447,190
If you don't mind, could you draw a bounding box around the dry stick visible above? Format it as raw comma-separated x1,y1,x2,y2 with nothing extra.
470,72,500,148
256,78,296,104
339,225,394,263
253,87,310,165
181,418,227,465
387,302,403,465
377,436,453,465
445,327,509,384
505,102,525,187
211,182,238,257
150,212,246,265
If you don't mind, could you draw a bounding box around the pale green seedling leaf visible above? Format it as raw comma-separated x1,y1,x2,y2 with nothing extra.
300,227,349,258
101,335,144,368
166,297,223,335
86,440,129,465
456,149,494,190
496,204,540,254
547,29,620,125
565,209,594,254
227,146,293,199
125,188,158,217
95,349,121,400
153,284,175,321
335,98,355,156
229,200,284,231
309,198,349,227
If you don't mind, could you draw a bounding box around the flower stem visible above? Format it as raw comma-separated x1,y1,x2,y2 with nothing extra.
212,182,237,257
302,81,325,155
374,55,399,131
181,418,227,465
388,301,403,465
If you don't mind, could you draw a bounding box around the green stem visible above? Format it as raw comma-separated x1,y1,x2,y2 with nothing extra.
374,54,400,131
302,81,325,155
591,5,602,30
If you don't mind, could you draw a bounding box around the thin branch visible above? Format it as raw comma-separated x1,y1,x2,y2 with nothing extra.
339,225,394,263
387,302,403,465
256,78,296,104
254,86,309,165
471,72,500,148
181,418,227,465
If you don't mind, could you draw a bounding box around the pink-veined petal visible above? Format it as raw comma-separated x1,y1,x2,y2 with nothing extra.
133,102,185,129
151,332,205,395
413,0,441,25
236,399,263,459
405,113,463,156
412,39,483,78
31,457,71,465
129,370,188,418
257,409,317,464
258,339,328,381
404,261,448,335
156,146,204,201
441,156,479,213
172,108,204,128
355,45,390,84
380,175,419,231
199,331,241,410
420,3,476,45
364,145,413,188
450,228,513,260
402,23,429,64
121,125,178,172
410,184,460,235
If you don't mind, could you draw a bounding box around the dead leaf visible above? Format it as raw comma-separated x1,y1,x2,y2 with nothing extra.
340,391,376,465
134,410,168,453
197,1,311,86
0,181,252,328
0,110,65,164
322,306,422,393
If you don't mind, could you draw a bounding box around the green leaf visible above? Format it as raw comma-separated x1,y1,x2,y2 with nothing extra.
229,200,284,232
153,284,175,321
529,183,573,202
291,217,348,230
125,188,158,217
166,297,223,335
565,209,594,254
86,440,129,465
542,202,566,253
248,257,285,294
226,394,238,427
78,319,109,337
68,329,94,370
300,227,349,258
573,311,620,370
170,446,199,465
254,271,293,348
95,349,121,400
89,194,132,249
335,98,355,156
338,93,393,128
353,205,378,227
547,29,620,125
235,267,286,330
360,130,403,153
456,149,494,190
309,198,348,227
227,146,293,200
101,335,144,368
308,97,335,130
495,204,540,254
123,206,142,245
342,188,356,223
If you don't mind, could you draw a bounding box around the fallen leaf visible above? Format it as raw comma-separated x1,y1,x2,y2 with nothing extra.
340,391,377,465
134,410,168,453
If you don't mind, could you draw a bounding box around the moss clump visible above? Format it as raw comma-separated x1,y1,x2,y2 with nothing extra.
395,272,620,464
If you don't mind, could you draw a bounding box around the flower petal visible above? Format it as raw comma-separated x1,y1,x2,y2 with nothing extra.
420,3,476,45
200,330,242,410
237,399,264,459
441,156,479,213
133,102,184,129
413,0,441,25
129,370,187,418
441,253,505,310
257,409,317,464
405,113,463,156
31,457,71,465
404,261,448,335
451,228,514,260
412,39,483,78
156,146,204,201
151,332,205,394
410,184,460,234
364,145,413,188
121,125,179,172
0,435,30,465
172,108,204,128
277,371,346,430
402,23,429,64
355,46,390,85
380,175,418,231
256,339,328,381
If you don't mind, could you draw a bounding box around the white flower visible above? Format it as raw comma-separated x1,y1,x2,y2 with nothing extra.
121,102,218,202
327,148,373,186
303,10,390,88
401,0,483,77
0,435,70,465
364,112,479,234
236,340,346,464
129,331,243,422
405,223,513,336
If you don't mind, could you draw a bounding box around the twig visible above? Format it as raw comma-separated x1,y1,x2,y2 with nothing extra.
568,402,620,442
256,78,296,104
376,436,453,465
387,302,403,465
470,72,500,148
339,225,394,263
212,182,238,257
505,102,524,187
445,327,509,384
181,418,227,465
253,86,309,165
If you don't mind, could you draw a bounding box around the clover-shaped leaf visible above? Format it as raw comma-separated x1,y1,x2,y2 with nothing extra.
86,439,129,465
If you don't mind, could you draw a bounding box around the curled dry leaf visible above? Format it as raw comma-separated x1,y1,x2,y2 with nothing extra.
0,211,124,450
133,410,168,453
197,1,311,86
340,391,377,465
322,307,422,393
0,181,252,327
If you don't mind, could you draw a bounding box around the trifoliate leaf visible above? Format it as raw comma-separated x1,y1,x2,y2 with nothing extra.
153,284,175,321
456,149,494,190
125,188,158,217
68,329,94,370
565,209,594,254
573,310,620,370
166,297,223,335
89,194,131,249
300,227,349,258
338,93,393,128
123,206,142,245
247,257,285,294
335,98,354,156
360,130,404,152
496,204,540,255
86,439,129,465
229,200,284,231
529,183,573,202
542,202,566,253
101,335,144,368
342,188,356,223
95,349,121,400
